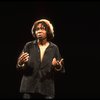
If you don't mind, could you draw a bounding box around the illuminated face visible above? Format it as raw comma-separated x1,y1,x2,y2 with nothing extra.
35,23,47,40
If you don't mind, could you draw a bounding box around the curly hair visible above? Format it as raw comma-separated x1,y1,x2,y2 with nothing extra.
31,19,54,41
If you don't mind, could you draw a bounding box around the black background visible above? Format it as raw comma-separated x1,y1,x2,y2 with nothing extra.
0,1,100,99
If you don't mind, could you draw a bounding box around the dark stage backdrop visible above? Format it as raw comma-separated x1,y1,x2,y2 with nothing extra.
0,1,100,99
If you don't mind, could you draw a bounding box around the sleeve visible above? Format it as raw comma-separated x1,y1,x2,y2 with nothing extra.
54,45,61,60
16,42,34,76
16,42,30,69
54,45,65,73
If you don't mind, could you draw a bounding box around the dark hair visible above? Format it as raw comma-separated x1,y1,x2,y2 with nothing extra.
31,19,54,41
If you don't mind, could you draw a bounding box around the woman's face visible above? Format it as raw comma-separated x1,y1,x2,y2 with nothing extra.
35,23,47,40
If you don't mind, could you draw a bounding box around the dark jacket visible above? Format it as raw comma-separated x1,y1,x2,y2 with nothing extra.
17,40,65,97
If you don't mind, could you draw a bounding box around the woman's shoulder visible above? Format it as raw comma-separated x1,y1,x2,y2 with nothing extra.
50,41,58,48
25,40,36,46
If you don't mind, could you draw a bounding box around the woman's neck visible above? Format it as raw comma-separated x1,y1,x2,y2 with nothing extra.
37,38,48,46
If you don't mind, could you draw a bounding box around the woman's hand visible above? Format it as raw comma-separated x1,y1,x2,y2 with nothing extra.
17,52,29,67
52,58,64,71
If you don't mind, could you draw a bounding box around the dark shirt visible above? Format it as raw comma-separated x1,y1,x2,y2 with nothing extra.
17,40,65,97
